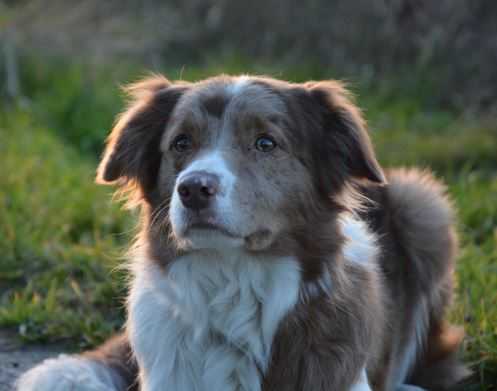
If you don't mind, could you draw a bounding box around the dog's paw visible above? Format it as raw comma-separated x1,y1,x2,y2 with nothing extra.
16,354,121,391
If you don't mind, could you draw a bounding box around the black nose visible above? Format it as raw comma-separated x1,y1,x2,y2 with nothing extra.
177,171,220,210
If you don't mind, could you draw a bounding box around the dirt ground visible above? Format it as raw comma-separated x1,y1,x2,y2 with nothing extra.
0,330,63,390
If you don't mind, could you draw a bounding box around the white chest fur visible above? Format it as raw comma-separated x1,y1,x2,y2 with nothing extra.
127,251,301,391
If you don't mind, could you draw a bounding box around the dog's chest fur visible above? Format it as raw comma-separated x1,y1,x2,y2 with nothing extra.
128,251,301,391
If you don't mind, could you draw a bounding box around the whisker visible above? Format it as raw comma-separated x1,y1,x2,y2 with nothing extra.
150,197,171,228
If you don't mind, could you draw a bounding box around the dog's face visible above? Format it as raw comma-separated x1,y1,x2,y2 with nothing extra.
97,75,384,253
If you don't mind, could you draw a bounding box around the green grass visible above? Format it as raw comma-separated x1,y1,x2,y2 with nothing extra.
0,108,131,348
0,57,496,388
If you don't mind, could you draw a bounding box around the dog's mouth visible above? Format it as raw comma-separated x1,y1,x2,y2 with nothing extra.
177,215,274,251
175,219,244,251
186,221,240,239
178,211,243,239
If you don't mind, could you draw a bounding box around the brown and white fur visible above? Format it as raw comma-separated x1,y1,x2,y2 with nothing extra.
16,75,469,391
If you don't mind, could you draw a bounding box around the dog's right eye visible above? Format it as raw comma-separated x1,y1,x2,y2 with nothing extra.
171,135,193,153
255,135,277,152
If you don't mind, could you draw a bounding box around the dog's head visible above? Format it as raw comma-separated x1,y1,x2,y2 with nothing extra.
97,75,384,254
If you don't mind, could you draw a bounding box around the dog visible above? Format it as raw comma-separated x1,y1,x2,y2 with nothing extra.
16,75,469,391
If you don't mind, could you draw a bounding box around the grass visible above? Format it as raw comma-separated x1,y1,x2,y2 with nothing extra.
0,56,496,388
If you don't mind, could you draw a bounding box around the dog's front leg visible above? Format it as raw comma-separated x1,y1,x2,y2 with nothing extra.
261,313,373,391
262,344,370,391
261,264,382,391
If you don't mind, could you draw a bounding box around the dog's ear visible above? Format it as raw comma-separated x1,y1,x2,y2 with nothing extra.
96,75,188,191
304,80,385,184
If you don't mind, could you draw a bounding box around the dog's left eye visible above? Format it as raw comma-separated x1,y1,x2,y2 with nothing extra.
255,135,277,152
172,135,193,153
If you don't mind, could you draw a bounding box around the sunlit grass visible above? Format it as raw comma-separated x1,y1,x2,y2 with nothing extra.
0,108,130,348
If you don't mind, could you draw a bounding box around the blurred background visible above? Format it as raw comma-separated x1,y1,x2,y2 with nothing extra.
1,1,496,389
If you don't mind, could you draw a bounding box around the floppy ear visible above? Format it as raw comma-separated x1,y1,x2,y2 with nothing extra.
305,81,386,184
96,75,188,191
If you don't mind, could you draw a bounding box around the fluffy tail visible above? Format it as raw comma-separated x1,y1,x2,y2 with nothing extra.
385,168,470,389
385,168,458,292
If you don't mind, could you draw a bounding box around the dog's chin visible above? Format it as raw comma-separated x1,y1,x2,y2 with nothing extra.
174,227,245,251
173,225,276,252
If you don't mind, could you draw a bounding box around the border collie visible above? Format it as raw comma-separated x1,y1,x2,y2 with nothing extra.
17,75,468,391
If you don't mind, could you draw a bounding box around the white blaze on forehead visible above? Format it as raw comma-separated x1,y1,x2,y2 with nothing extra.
226,75,251,96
